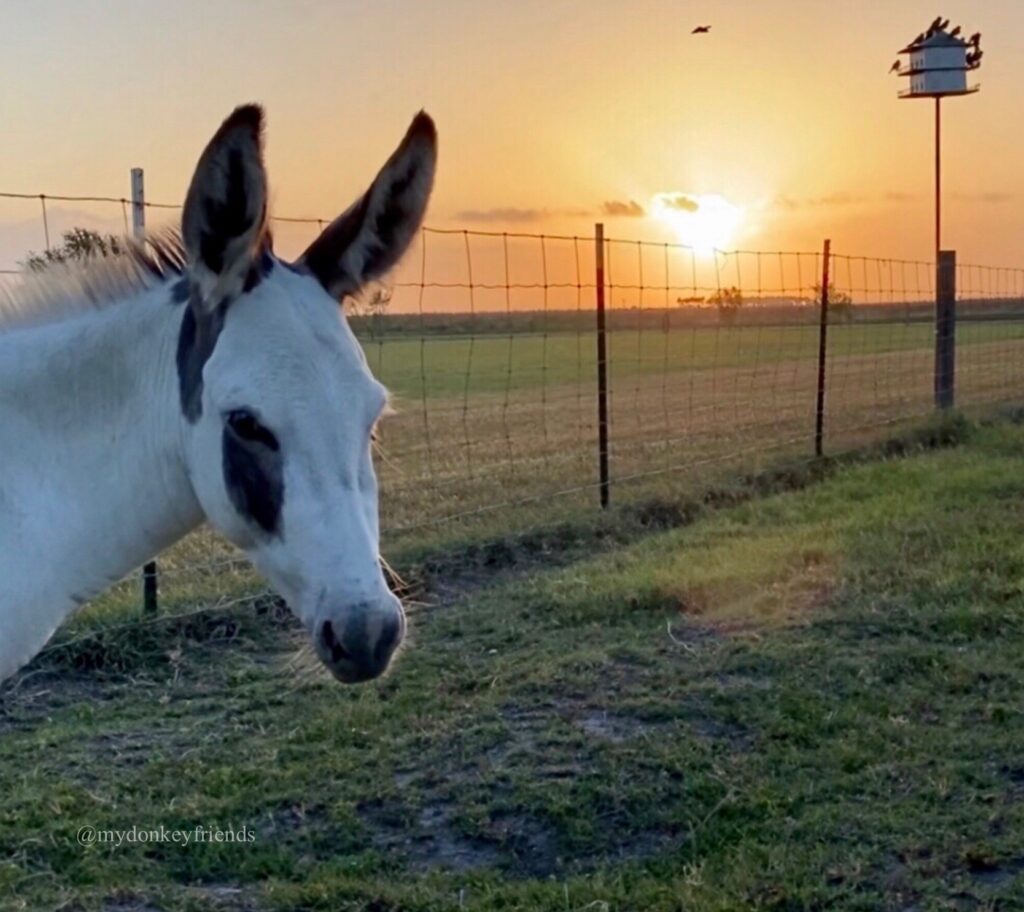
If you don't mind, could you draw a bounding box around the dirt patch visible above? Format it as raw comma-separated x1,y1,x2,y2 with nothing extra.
103,886,263,912
484,808,560,877
576,709,658,744
103,898,164,912
685,713,755,749
966,853,1024,888
360,797,502,873
0,672,118,735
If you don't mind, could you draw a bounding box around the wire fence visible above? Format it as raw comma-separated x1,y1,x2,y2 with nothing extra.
3,187,1024,636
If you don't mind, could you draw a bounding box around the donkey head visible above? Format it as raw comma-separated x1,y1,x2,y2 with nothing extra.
176,104,435,683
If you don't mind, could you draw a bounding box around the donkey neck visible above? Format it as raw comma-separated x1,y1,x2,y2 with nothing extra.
0,287,202,678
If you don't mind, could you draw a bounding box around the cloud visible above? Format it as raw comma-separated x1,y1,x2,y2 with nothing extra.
658,193,700,213
601,199,646,217
453,206,597,223
809,192,865,207
953,191,1014,204
771,192,866,211
454,207,548,223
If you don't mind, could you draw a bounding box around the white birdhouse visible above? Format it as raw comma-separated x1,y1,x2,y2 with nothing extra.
898,27,978,98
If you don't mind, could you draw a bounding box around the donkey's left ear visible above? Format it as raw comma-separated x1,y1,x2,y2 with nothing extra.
300,112,437,299
182,104,269,312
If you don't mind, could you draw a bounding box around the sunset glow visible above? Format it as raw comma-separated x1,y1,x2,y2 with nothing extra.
651,193,744,254
0,1,1020,275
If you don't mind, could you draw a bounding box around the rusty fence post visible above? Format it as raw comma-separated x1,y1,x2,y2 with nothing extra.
814,239,832,457
595,223,610,508
133,167,159,616
935,250,956,409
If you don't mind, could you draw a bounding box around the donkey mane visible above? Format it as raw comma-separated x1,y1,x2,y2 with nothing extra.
0,230,186,334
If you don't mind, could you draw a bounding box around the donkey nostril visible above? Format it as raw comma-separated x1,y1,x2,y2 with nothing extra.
320,620,349,665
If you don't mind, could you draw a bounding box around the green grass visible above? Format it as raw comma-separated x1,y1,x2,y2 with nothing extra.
3,419,1024,909
360,320,1024,401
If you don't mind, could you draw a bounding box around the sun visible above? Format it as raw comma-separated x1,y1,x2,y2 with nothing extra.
650,192,743,254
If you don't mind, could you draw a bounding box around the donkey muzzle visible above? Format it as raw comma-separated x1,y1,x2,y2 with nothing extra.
313,596,405,683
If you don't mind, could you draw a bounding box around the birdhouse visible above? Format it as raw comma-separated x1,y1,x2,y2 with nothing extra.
898,27,978,98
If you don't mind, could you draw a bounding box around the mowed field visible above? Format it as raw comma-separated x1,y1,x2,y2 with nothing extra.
3,418,1024,910
363,317,1024,537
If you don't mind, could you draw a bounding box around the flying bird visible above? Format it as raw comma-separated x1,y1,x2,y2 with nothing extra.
889,60,901,74
692,25,711,34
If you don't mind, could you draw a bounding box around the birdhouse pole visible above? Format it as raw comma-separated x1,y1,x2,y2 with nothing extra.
894,18,981,408
894,17,981,262
934,97,941,258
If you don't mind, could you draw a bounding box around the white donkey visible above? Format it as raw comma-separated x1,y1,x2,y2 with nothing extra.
0,104,436,685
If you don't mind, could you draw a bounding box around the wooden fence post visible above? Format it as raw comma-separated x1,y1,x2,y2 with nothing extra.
935,250,956,409
595,224,610,508
133,168,159,615
814,239,831,457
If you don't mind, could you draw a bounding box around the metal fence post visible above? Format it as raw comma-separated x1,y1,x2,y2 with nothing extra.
133,168,159,615
935,250,956,409
595,223,610,508
814,239,831,457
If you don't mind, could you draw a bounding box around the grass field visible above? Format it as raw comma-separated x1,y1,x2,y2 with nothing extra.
362,317,1024,539
3,416,1024,910
360,318,1024,401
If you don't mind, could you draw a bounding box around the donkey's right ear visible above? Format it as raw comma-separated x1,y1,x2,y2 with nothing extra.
181,104,269,312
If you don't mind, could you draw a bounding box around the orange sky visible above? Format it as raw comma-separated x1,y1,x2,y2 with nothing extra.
2,0,1023,278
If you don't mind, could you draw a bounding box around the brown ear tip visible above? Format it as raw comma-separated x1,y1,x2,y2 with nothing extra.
407,110,437,144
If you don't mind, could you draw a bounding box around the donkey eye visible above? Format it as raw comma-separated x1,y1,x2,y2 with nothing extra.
226,409,279,451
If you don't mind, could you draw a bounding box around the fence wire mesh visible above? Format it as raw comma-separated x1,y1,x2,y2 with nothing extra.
3,190,1024,639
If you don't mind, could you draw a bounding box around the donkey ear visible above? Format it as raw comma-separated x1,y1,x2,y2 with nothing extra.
181,104,269,311
300,112,437,299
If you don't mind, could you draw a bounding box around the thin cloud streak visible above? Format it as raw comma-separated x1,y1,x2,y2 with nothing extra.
601,200,646,217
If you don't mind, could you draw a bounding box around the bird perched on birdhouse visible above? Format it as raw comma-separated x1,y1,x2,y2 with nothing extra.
897,20,980,97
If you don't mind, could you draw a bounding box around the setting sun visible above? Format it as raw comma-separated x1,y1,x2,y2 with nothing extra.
651,192,744,254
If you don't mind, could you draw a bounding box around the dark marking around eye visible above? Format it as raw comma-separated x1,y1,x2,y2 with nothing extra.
222,426,284,536
228,409,279,450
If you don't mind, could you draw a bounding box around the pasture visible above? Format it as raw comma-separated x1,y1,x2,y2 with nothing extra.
80,313,1024,626
3,415,1024,910
365,316,1024,536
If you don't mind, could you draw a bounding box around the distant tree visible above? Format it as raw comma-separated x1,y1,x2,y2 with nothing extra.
707,285,744,324
675,295,704,307
813,282,853,322
21,227,125,272
348,284,394,338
